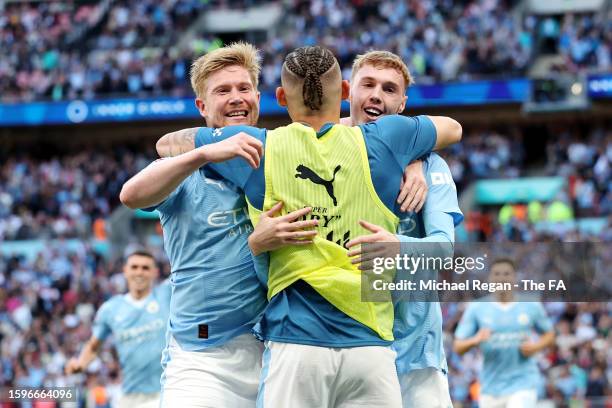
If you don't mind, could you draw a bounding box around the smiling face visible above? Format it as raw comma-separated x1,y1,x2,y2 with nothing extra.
123,254,158,296
196,65,260,128
349,63,407,125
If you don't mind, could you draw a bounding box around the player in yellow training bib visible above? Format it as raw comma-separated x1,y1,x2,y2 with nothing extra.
169,45,462,407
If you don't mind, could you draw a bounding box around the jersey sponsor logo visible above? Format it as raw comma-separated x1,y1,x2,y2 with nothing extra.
430,172,456,190
207,206,253,237
146,301,159,314
295,164,341,206
115,319,165,343
207,207,249,227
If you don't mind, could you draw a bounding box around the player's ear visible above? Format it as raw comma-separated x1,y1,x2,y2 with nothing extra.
341,80,350,100
195,98,207,118
276,87,287,107
398,95,407,114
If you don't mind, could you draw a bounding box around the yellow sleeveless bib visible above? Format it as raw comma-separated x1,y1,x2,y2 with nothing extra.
247,122,398,340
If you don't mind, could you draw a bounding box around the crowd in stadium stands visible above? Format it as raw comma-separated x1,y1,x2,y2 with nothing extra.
0,0,204,102
0,125,609,242
442,127,525,191
0,243,170,406
542,12,612,73
0,241,608,405
2,0,611,102
548,125,612,217
451,123,611,242
0,147,154,241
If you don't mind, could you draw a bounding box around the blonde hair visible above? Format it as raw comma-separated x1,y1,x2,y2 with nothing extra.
351,50,414,90
190,42,261,98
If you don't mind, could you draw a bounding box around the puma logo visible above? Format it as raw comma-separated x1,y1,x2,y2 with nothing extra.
295,164,341,206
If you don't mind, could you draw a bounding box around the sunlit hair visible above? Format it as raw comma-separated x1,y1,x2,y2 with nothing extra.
351,50,414,91
190,42,261,98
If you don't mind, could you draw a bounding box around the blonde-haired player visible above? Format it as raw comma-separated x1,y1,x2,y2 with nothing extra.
345,49,462,408
122,43,275,408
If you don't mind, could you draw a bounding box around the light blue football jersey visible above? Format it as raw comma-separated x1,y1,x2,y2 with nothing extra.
195,116,439,347
454,301,553,396
392,153,463,375
149,167,266,351
92,282,171,394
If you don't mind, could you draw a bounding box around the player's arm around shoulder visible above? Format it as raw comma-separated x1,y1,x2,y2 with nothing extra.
156,127,199,157
120,129,263,209
427,116,462,150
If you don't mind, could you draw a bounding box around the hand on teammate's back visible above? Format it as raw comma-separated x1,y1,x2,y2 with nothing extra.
346,220,401,271
398,160,427,213
248,202,319,256
202,132,264,168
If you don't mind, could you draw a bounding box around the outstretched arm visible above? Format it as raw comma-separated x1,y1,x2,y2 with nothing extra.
65,337,101,374
453,328,491,355
156,127,199,157
121,132,263,209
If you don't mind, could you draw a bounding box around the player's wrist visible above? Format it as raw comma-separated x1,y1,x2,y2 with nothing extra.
248,233,262,256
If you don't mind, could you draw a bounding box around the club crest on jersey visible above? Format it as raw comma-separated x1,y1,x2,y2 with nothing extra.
295,164,341,206
147,301,159,314
517,313,530,326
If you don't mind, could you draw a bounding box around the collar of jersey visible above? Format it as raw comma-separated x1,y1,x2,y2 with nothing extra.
294,122,336,139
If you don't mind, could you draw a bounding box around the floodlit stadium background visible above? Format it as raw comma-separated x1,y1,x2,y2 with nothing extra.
0,0,610,406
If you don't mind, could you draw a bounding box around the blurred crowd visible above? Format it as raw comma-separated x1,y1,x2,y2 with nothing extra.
0,0,204,103
548,125,612,218
0,147,154,241
443,127,525,192
2,0,611,102
0,243,170,407
1,124,609,243
444,302,610,406
0,242,608,406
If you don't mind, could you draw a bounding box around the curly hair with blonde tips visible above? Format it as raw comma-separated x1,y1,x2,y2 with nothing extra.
351,50,414,91
190,42,261,99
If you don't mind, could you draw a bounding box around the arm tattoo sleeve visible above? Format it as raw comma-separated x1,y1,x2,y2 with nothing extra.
168,127,198,157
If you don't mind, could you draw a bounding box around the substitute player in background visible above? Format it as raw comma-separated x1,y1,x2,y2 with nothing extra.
190,45,462,407
453,258,555,408
344,50,462,408
65,250,170,408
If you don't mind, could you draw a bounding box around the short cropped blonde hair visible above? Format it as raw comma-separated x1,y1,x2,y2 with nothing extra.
351,50,414,90
190,42,261,98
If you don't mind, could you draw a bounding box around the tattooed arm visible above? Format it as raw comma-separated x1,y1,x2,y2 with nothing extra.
156,127,199,157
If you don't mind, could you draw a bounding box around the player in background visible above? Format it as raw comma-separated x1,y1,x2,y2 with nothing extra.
344,50,462,408
453,258,555,408
65,250,170,408
142,45,461,407
120,43,292,407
